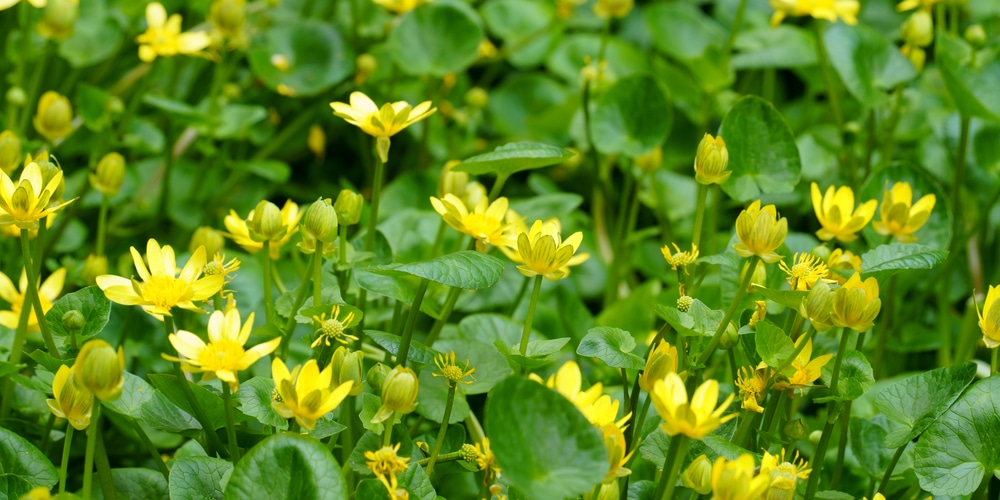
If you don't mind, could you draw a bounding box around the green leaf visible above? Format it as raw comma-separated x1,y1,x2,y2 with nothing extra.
44,286,111,349
480,0,557,68
486,377,609,498
508,193,583,218
233,377,288,430
414,369,470,424
873,363,977,448
755,321,793,368
225,434,347,500
308,415,347,441
58,1,122,68
546,35,647,87
937,33,1000,122
148,374,250,430
859,163,952,249
751,286,807,310
820,350,874,401
104,373,155,419
353,265,442,319
358,393,385,435
453,142,575,178
0,427,58,498
860,243,948,283
233,160,291,184
366,330,441,366
247,19,353,97
731,26,817,69
643,3,725,61
141,391,200,433
487,74,576,144
93,468,167,500
211,104,268,139
850,415,899,478
387,0,484,76
494,338,570,369
169,457,233,500
655,300,724,338
718,96,802,202
823,24,917,107
591,75,672,157
77,84,112,131
914,376,1000,496
373,251,506,290
576,327,644,370
458,313,522,345
432,338,512,395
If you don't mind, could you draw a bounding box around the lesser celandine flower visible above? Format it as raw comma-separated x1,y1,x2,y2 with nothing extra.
47,365,94,430
33,91,73,142
872,181,936,242
430,194,511,252
683,454,713,494
96,239,225,318
511,219,589,280
694,133,730,185
735,364,769,413
164,309,280,392
0,268,65,332
800,281,835,332
778,252,832,291
831,273,881,332
734,201,787,263
311,305,359,347
271,358,353,430
759,449,811,500
371,0,427,14
810,183,877,243
531,360,603,412
90,152,125,196
136,2,211,62
0,158,75,229
372,366,419,424
581,394,630,430
600,424,633,483
433,351,476,387
73,339,125,402
769,0,859,28
224,200,301,259
0,131,21,174
774,337,833,393
651,372,735,439
975,285,1000,348
329,91,436,163
826,248,861,285
638,340,678,393
711,454,771,500
365,443,410,500
864,494,887,500
661,242,698,272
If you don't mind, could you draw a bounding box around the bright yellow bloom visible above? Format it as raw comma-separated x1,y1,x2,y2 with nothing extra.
735,364,769,413
96,239,225,318
311,305,359,348
531,360,604,413
271,358,353,430
694,133,730,185
638,340,678,393
976,285,1000,348
511,219,589,281
770,0,859,28
872,181,936,242
800,281,835,332
0,0,46,11
759,448,811,500
223,200,301,259
165,309,280,392
0,268,64,332
581,394,631,430
0,159,74,229
430,194,511,252
779,252,833,291
635,146,662,172
826,248,861,285
433,351,476,387
365,443,411,500
329,91,436,163
774,337,833,393
651,372,735,439
73,339,125,402
864,494,887,500
33,91,73,142
711,454,771,500
734,201,787,264
810,183,877,243
371,0,427,14
372,366,419,423
135,2,211,62
661,242,699,272
683,454,713,494
472,438,501,484
47,365,94,430
600,424,633,483
831,273,881,332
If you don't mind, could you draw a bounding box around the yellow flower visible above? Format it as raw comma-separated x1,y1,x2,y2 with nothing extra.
770,0,859,28
73,339,125,402
831,273,881,332
311,305,359,348
683,454,713,494
47,365,94,430
735,364,769,413
650,372,735,439
372,366,419,423
638,340,678,393
511,219,589,281
694,133,730,185
872,181,936,243
329,91,436,163
223,200,301,259
0,0,46,11
371,0,427,14
600,424,633,483
433,351,476,387
799,281,835,332
710,454,771,500
661,242,699,272
366,443,411,500
826,248,861,285
864,494,887,500
593,0,633,18
165,309,280,392
635,146,662,172
0,268,64,332
135,2,211,62
430,194,511,252
976,285,1000,348
96,239,225,318
778,252,833,291
897,0,939,11
581,394,631,430
32,91,73,142
271,358,353,430
0,158,74,229
774,337,833,393
734,201,787,264
759,448,811,500
810,183,877,243
36,0,79,40
18,486,52,500
901,9,933,47
531,360,604,413
472,438,501,484
749,300,767,327
0,130,22,175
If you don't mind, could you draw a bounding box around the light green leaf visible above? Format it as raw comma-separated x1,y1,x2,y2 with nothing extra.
44,286,111,350
247,19,353,97
414,369,470,424
655,300,724,338
373,251,506,290
148,374,251,430
823,24,917,107
169,457,233,500
224,434,347,500
860,243,948,283
576,327,644,370
233,160,291,184
366,330,441,366
0,427,58,498
592,75,672,157
233,377,288,430
718,96,802,202
93,468,167,500
480,0,557,68
731,26,817,69
104,373,155,419
820,350,874,401
453,142,575,178
874,363,977,448
387,1,484,76
643,3,725,60
937,32,1000,122
755,321,793,368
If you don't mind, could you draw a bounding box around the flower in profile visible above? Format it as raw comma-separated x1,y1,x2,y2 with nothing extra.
831,273,881,332
710,454,771,500
329,91,436,163
826,248,861,285
33,91,74,142
799,281,835,332
271,358,353,430
90,152,125,197
734,201,788,264
372,366,419,424
694,133,730,185
511,219,589,281
365,443,411,500
810,183,877,243
165,309,280,392
773,337,833,393
872,181,936,243
661,242,698,272
371,0,427,14
638,340,678,393
223,200,301,259
0,158,75,229
96,239,225,318
433,351,476,388
531,360,603,413
311,305,360,348
0,268,65,332
330,347,365,396
759,448,811,500
599,424,633,483
430,194,511,252
136,2,211,62
779,252,833,291
769,0,859,28
735,364,769,413
683,454,713,494
202,252,240,288
470,438,501,484
581,394,631,430
47,365,94,430
976,285,1000,348
73,339,125,402
651,372,736,439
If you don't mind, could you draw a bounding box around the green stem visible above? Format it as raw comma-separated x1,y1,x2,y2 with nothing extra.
813,21,843,129
262,240,274,325
831,400,851,488
21,228,60,358
0,252,38,419
18,40,50,135
164,316,225,457
127,417,169,479
692,184,709,248
696,256,760,366
426,383,456,475
518,276,544,356
774,327,815,374
488,173,509,200
952,115,970,241
723,0,749,58
94,423,115,500
82,403,101,500
877,444,907,494
731,410,757,449
425,286,461,347
313,248,324,307
991,348,998,375
804,329,852,500
59,426,74,493
223,384,241,463
397,278,430,367
339,396,355,473
382,412,396,447
415,450,464,466
95,196,109,257
279,256,315,358
654,434,689,500
426,219,448,260
627,398,652,455
364,152,385,252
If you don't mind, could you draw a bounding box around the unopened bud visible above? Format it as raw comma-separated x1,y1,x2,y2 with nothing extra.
465,87,489,109
372,365,419,423
90,152,125,196
73,339,125,402
437,160,469,198
720,321,739,350
33,91,74,142
211,0,246,36
783,418,807,441
190,227,226,258
62,310,86,331
965,24,987,48
694,133,730,185
303,197,338,243
682,454,713,494
6,87,26,106
0,131,22,175
35,156,66,202
82,254,108,286
248,200,284,242
901,10,933,47
106,96,124,115
356,53,378,75
367,363,390,393
334,189,364,226
330,347,365,396
809,430,822,446
37,0,79,40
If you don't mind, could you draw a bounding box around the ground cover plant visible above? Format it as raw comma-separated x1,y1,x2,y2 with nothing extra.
0,0,999,499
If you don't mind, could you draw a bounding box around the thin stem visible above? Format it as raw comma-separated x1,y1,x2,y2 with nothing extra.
425,286,461,347
364,152,385,252
723,0,749,58
339,396,356,473
426,219,448,260
415,450,464,466
488,173,509,200
518,276,544,356
59,426,74,493
279,256,316,358
262,241,274,325
426,383,456,475
82,403,101,500
21,228,60,358
952,115,970,241
96,195,110,256
991,348,998,375
127,417,169,479
620,368,631,414
164,316,225,457
382,412,396,447
692,184,709,248
627,398,652,455
831,401,851,488
654,434,689,500
397,278,430,367
877,444,907,494
804,329,852,500
813,21,843,129
731,410,757,449
94,424,115,500
696,256,760,366
0,252,38,419
223,384,241,463
313,249,324,308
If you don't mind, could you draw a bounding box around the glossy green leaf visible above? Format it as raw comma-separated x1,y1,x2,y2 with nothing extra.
937,33,1000,122
849,415,898,478
44,286,111,350
592,75,672,157
731,26,817,69
247,19,353,97
0,427,58,498
366,330,441,366
859,163,952,249
751,285,808,310
224,434,347,500
576,327,644,369
487,73,576,144
387,1,484,76
755,321,793,368
480,0,557,68
453,142,575,177
860,243,948,283
546,35,647,86
494,337,570,369
58,0,122,68
233,377,288,430
643,3,725,61
486,377,608,498
873,363,977,448
141,391,200,433
373,251,505,289
148,374,251,430
655,300,724,338
93,468,167,500
414,369,470,424
718,96,802,201
169,457,233,500
353,265,442,318
104,372,155,419
233,160,292,184
823,24,916,107
77,84,112,131
820,350,873,401
434,338,512,395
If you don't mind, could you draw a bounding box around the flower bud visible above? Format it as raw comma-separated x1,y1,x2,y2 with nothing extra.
210,0,246,36
682,454,713,494
465,87,489,109
808,430,822,446
783,418,807,441
330,347,364,396
82,254,108,286
303,197,338,243
334,189,364,226
33,91,74,142
595,481,620,500
800,282,834,332
635,146,662,172
437,160,469,198
62,310,86,331
720,321,740,350
37,0,79,40
694,133,730,185
901,10,933,47
357,53,378,75
0,131,22,175
190,226,225,258
638,341,678,393
372,366,419,423
308,125,325,160
106,96,124,115
367,363,391,393
248,200,284,242
73,339,125,402
90,152,125,196
6,87,26,106
965,24,987,48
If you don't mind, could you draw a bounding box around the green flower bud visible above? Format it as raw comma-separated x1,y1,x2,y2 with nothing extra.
106,96,125,115
303,197,338,243
720,321,739,350
0,131,22,175
90,152,125,196
190,226,226,258
682,454,713,495
35,156,66,203
808,430,822,446
211,0,246,36
334,189,364,226
6,87,26,106
356,53,378,75
367,363,390,393
73,339,125,402
901,10,933,47
694,133,730,185
372,366,418,423
248,200,284,242
62,310,86,331
464,87,489,109
783,418,807,441
82,254,108,286
33,91,74,142
37,0,79,40
800,282,835,332
965,24,987,48
330,347,364,396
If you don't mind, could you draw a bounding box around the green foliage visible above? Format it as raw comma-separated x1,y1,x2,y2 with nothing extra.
591,75,672,157
576,326,645,369
44,286,111,351
0,427,58,498
874,363,977,448
454,142,575,177
225,434,347,500
860,243,949,282
247,19,353,97
755,320,794,368
387,1,484,76
717,96,802,201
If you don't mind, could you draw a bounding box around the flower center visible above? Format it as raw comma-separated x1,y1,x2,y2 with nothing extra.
196,338,245,372
142,275,191,309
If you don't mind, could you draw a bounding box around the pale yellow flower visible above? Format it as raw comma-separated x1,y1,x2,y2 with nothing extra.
735,364,768,413
0,268,65,332
779,252,833,291
135,2,211,62
711,454,771,500
509,219,589,281
371,0,427,14
734,201,787,264
759,448,811,500
651,373,735,439
0,159,74,229
770,0,859,28
774,337,833,393
976,285,1000,348
430,194,511,252
329,91,436,163
872,181,936,243
831,273,881,332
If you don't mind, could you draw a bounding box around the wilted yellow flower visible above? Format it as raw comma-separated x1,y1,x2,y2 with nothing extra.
531,360,604,413
90,152,125,196
810,183,877,243
329,91,436,163
271,358,353,430
433,351,476,387
976,285,1000,348
735,364,769,413
774,337,833,394
779,252,833,291
593,0,632,18
651,372,735,439
33,91,73,142
73,339,125,402
372,366,419,423
366,443,411,500
430,194,511,252
711,454,771,500
371,0,426,14
638,340,678,393
683,454,713,494
831,273,881,332
311,305,359,348
694,134,730,185
96,239,225,318
759,448,811,500
47,365,94,430
0,158,74,229
0,268,64,332
510,219,589,280
223,200,301,259
136,2,211,62
734,201,787,264
770,0,859,28
165,309,280,392
800,281,835,332
872,181,936,242
0,131,22,175
661,242,698,272
826,248,861,285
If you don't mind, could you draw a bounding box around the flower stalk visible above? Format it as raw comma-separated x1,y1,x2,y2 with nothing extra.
82,403,101,500
59,426,74,493
364,151,385,252
21,228,61,358
804,328,852,500
692,184,708,248
164,316,226,457
518,275,544,356
222,383,241,463
426,382,456,475
397,278,430,367
696,255,760,366
654,434,689,500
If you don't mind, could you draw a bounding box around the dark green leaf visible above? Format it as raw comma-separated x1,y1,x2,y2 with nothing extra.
0,427,58,498
92,468,167,500
387,1,484,76
233,377,288,430
104,373,155,420
148,374,251,430
755,321,793,368
353,264,442,318
576,327,644,370
731,26,817,69
592,75,672,157
937,33,1000,122
494,338,570,369
44,286,111,350
169,457,233,500
873,363,977,448
414,369,470,424
718,96,802,201
480,0,557,68
850,415,898,478
751,285,808,310
224,434,347,500
247,19,353,97
860,243,948,283
820,350,873,401
643,3,725,60
366,330,441,366
373,251,506,290
655,300,724,338
454,142,575,177
823,24,917,107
